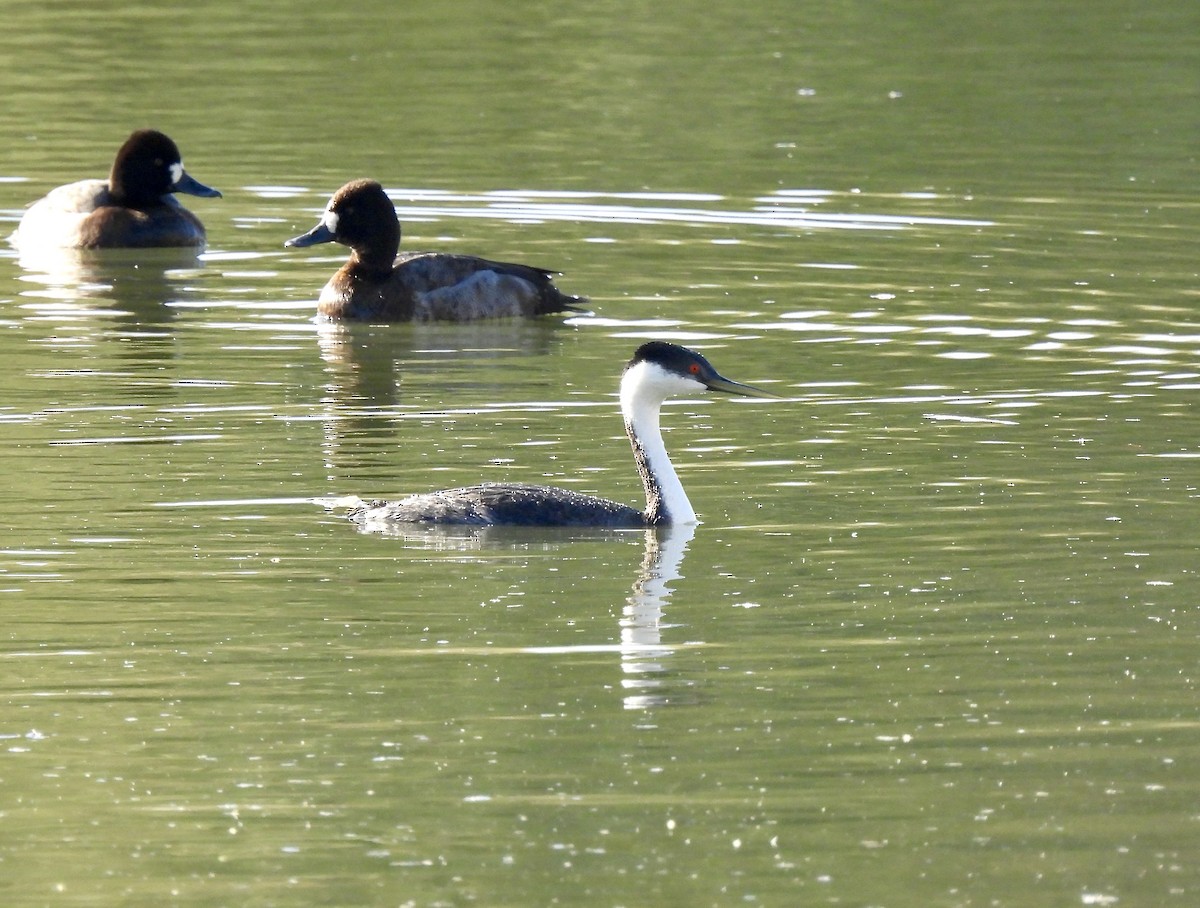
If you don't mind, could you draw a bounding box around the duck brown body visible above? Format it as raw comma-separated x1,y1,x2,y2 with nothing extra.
14,129,221,249
287,179,583,321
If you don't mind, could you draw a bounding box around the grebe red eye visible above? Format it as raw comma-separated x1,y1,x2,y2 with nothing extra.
689,364,700,374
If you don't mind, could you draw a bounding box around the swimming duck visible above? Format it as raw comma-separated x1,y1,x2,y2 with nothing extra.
285,179,584,321
13,129,221,249
346,342,778,528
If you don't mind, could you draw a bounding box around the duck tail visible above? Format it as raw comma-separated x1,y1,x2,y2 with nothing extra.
543,287,588,316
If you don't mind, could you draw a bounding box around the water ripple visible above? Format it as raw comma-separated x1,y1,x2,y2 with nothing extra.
265,186,993,232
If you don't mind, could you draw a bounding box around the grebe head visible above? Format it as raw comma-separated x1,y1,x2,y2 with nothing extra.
620,341,779,405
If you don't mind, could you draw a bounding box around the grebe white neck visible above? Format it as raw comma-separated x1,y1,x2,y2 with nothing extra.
620,360,703,525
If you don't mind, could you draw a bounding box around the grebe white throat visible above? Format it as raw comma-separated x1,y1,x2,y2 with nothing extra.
620,359,702,525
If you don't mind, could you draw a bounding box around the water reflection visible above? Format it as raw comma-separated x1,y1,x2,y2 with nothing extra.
339,515,630,547
340,515,698,710
16,244,205,312
316,321,411,411
620,522,696,710
314,319,575,477
11,245,210,379
315,319,568,409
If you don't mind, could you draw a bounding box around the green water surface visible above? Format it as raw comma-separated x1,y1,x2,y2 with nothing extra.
0,1,1196,905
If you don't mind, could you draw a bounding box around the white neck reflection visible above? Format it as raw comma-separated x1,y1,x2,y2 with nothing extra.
620,522,696,710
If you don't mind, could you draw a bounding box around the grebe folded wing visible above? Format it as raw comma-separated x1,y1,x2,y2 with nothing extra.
348,482,646,528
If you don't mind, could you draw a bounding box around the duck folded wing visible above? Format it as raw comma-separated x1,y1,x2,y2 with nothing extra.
396,253,583,320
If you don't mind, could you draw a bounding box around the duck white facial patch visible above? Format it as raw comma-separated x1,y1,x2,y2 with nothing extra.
323,211,340,233
169,162,184,186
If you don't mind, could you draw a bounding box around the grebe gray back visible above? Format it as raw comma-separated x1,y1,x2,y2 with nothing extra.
347,342,778,529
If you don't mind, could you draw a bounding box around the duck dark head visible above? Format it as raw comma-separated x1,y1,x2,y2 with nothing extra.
109,129,222,209
285,179,400,268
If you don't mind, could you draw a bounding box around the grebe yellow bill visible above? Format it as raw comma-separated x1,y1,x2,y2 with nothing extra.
347,341,779,528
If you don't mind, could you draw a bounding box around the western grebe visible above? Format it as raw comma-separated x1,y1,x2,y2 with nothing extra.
346,342,778,528
284,179,583,321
